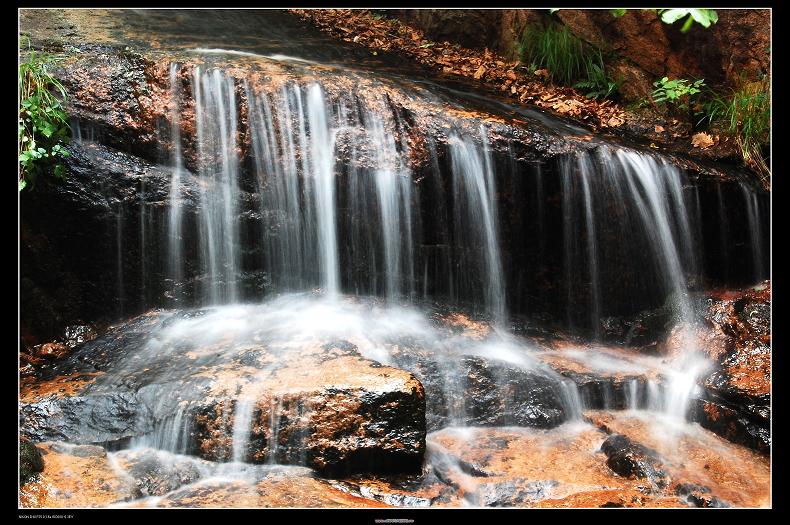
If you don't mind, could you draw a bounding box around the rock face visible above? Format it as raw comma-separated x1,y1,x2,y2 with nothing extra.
587,411,769,508
394,9,770,90
19,442,387,509
192,353,427,476
688,282,770,454
19,309,427,477
19,442,141,508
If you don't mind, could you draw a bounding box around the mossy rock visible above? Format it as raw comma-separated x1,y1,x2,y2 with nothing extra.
20,442,44,485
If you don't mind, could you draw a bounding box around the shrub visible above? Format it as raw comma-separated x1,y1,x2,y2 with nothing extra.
18,45,70,191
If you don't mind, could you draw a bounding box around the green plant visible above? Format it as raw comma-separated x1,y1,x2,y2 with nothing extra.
573,57,622,100
701,76,770,181
19,46,70,191
651,77,705,110
608,8,718,32
518,23,601,87
657,9,718,32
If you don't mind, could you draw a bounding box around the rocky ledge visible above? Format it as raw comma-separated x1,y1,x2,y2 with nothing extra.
19,309,427,477
683,282,770,454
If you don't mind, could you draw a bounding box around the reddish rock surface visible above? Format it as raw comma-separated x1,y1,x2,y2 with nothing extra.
587,411,770,507
19,443,140,508
394,9,770,90
192,349,427,476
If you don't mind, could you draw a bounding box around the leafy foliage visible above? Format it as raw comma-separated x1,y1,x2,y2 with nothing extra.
573,59,622,100
519,24,619,102
19,46,70,191
701,76,770,180
651,77,705,110
657,9,718,32
607,8,718,32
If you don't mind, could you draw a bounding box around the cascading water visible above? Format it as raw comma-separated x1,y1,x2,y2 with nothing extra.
449,127,506,324
19,10,772,509
154,63,769,436
35,61,769,505
192,66,242,304
167,63,184,303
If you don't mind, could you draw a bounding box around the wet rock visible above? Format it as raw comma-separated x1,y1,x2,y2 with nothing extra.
688,283,770,454
150,469,389,508
390,343,568,431
600,434,667,488
461,356,566,428
690,398,770,454
476,479,559,507
35,342,71,360
425,424,686,507
601,304,674,348
674,482,730,508
19,442,141,508
586,410,770,507
113,449,208,497
64,324,99,349
20,391,153,445
20,441,45,485
50,443,107,458
331,477,437,507
194,355,426,477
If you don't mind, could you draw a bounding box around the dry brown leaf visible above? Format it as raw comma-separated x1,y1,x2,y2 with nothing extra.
473,65,487,80
654,125,664,133
691,132,715,149
607,116,624,127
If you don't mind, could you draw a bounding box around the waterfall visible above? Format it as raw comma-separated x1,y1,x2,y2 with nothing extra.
231,398,254,463
449,127,505,324
306,84,340,296
193,66,242,304
560,153,601,337
152,62,769,432
167,63,184,303
740,181,766,282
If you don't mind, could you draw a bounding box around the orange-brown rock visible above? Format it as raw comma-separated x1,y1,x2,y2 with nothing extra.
35,342,70,360
688,282,770,453
586,410,770,507
19,443,140,508
193,350,426,476
150,473,389,508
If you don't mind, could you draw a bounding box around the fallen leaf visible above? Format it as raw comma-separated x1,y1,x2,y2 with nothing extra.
473,65,487,80
654,125,664,133
691,132,715,149
607,116,624,127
